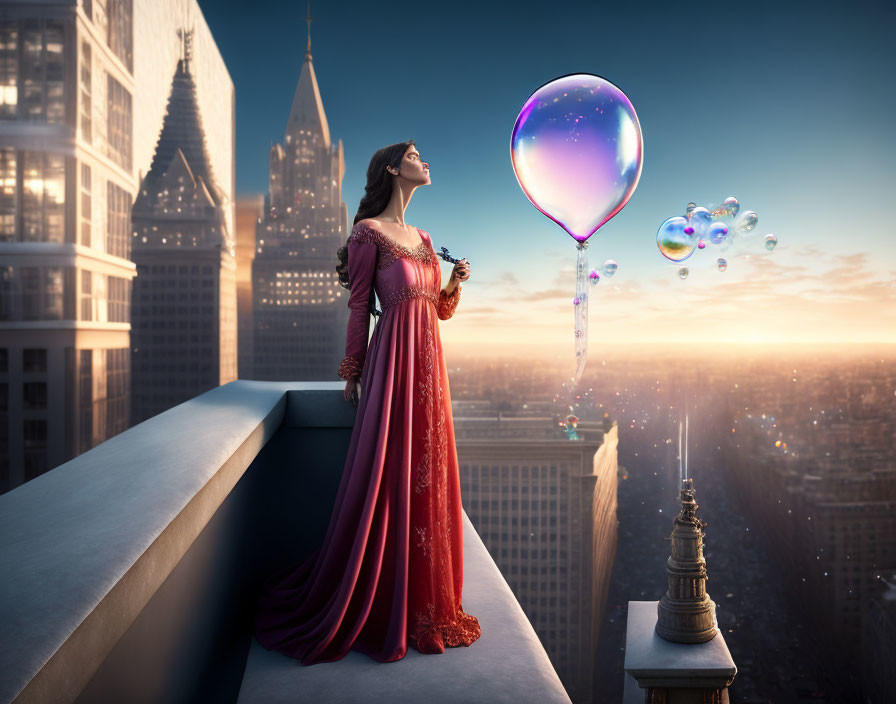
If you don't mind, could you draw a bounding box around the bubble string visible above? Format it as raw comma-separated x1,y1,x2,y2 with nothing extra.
573,240,589,385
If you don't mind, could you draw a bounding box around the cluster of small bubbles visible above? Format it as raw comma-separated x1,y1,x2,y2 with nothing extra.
573,296,581,306
657,195,779,277
601,259,618,278
588,269,600,285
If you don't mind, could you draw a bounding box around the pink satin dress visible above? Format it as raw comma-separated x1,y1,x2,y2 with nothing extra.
252,222,482,664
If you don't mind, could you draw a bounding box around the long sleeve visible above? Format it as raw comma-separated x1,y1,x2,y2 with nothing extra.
437,284,462,320
337,236,378,382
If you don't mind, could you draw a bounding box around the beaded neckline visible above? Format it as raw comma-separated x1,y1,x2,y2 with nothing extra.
351,223,437,269
354,223,427,254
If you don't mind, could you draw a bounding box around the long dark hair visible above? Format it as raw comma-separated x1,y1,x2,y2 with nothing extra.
335,140,415,301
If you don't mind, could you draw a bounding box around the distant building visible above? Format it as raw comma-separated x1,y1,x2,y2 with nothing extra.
130,29,236,424
861,572,896,704
235,195,262,379
453,408,619,704
729,428,896,672
0,1,233,494
250,13,349,381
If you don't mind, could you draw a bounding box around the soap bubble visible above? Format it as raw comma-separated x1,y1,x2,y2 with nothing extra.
717,258,727,271
657,216,695,262
685,202,697,216
737,211,758,233
688,207,712,237
678,267,689,280
697,240,706,249
510,73,643,242
707,222,729,244
601,259,618,278
589,269,600,285
764,234,778,251
723,196,739,217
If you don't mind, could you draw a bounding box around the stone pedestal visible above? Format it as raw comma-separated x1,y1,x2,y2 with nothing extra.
623,601,736,704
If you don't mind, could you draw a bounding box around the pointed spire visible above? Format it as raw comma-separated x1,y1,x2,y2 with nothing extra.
138,27,226,208
285,2,330,148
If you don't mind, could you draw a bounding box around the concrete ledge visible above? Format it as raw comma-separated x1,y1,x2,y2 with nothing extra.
237,511,572,704
0,380,321,704
0,379,571,704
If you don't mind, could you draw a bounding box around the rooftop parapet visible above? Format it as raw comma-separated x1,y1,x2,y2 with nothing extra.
0,381,570,704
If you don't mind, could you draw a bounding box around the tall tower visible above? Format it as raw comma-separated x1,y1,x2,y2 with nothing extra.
129,28,237,424
251,5,349,381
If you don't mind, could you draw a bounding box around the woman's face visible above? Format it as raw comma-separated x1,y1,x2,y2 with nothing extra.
395,145,430,186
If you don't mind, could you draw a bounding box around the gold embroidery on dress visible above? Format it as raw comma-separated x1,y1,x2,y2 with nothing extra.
415,324,436,495
412,600,483,649
437,286,461,319
415,525,432,560
380,286,439,310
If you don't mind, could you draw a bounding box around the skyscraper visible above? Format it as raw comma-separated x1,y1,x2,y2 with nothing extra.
0,0,233,494
454,410,619,703
130,28,236,424
251,9,349,381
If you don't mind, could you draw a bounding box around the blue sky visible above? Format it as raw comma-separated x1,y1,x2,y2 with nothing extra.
198,0,896,353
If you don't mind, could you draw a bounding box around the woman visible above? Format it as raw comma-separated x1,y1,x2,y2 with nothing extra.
252,140,481,665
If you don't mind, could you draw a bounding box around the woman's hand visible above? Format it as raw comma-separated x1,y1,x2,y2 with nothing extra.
449,258,471,286
344,379,361,407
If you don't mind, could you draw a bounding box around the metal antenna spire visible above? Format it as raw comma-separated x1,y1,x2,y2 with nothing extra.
305,1,313,60
176,26,194,65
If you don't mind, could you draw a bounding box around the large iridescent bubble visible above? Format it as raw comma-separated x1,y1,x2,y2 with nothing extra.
657,216,695,262
510,73,644,242
511,73,643,388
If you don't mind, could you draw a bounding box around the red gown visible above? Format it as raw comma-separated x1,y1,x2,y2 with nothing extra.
252,222,481,664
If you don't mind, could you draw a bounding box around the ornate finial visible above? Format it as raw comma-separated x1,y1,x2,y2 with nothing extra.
305,1,312,60
177,27,194,65
655,477,718,643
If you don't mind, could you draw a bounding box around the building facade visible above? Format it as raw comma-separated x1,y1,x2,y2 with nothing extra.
0,0,233,494
234,195,261,380
250,19,349,381
454,410,619,703
130,29,236,423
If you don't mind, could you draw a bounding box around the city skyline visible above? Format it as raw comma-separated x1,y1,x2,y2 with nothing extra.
198,0,896,351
